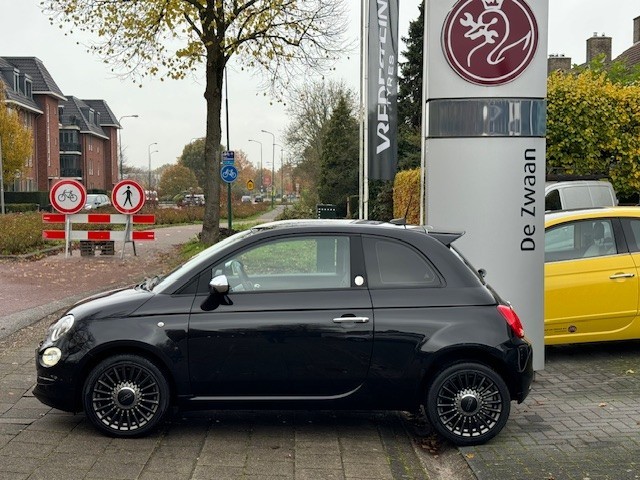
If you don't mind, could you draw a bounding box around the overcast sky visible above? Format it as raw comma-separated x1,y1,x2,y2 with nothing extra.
2,1,640,173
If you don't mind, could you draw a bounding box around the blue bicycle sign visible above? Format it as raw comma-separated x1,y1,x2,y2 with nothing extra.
220,165,238,183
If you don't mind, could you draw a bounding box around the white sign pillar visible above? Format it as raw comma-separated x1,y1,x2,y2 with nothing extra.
423,0,548,370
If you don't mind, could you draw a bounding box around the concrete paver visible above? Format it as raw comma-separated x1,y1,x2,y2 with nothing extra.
461,341,640,480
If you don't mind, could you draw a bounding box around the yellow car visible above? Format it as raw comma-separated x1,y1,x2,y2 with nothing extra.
545,206,640,345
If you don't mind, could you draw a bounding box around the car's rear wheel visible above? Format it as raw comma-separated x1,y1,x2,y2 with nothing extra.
425,362,510,446
82,354,169,437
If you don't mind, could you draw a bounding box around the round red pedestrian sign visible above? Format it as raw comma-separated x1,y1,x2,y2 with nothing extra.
50,179,86,214
112,180,145,214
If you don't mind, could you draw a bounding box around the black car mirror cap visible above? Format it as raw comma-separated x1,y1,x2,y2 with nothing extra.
210,275,230,295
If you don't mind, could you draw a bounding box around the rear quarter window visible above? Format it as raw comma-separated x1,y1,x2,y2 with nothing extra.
363,237,443,288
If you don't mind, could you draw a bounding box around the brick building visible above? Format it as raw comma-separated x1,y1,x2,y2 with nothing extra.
0,56,120,193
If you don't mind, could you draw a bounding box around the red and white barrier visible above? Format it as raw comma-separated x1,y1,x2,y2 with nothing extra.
43,213,155,224
43,230,155,241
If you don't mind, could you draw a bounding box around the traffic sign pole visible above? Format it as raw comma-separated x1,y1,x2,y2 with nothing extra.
220,162,238,232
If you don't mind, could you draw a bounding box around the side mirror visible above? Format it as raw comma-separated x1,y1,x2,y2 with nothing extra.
209,274,230,295
478,268,487,279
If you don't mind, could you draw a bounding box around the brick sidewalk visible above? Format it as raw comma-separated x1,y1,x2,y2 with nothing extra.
461,341,640,480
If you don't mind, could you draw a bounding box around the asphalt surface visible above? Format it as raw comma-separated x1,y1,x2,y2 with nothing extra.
1,207,639,479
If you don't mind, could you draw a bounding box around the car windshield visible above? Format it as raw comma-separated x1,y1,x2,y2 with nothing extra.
152,229,255,293
86,194,100,204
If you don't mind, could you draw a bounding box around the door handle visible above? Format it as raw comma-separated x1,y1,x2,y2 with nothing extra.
609,273,635,279
332,316,369,323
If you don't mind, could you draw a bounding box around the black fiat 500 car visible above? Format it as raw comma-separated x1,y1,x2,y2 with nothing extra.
34,220,533,445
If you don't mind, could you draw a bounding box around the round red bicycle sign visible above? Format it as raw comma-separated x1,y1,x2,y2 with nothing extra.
112,180,145,214
50,179,86,214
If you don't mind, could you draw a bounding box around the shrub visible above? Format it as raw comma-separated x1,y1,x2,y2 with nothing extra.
5,203,39,213
0,212,49,255
393,169,421,224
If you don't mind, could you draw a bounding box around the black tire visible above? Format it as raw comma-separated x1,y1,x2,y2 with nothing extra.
82,354,169,437
425,362,511,446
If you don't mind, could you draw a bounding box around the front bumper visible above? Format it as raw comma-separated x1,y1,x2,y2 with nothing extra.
33,348,80,412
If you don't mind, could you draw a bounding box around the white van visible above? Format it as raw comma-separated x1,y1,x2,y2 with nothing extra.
545,180,617,212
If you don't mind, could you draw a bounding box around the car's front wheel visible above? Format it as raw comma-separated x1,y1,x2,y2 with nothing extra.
425,362,510,446
82,354,169,437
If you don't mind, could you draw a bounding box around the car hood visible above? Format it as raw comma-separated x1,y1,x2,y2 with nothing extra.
67,286,153,321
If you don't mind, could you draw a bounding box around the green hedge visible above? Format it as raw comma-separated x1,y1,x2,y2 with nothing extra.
4,191,51,210
5,203,39,213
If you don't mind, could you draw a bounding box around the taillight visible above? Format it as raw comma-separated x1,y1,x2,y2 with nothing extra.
497,304,525,338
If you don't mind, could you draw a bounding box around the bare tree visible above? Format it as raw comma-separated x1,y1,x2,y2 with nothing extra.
284,79,355,200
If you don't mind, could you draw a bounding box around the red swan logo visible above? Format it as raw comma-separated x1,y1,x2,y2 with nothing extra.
442,0,538,86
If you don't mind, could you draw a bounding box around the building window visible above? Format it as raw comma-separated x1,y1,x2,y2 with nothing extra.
25,79,32,98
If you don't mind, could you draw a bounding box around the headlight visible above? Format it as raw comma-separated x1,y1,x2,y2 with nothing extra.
48,314,75,342
41,347,62,367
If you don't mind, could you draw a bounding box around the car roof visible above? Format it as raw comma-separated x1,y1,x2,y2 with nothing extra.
545,206,640,227
252,219,464,246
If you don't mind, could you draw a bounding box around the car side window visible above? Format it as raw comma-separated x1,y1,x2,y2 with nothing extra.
622,219,640,252
545,189,561,212
545,219,616,262
363,237,441,288
210,235,351,293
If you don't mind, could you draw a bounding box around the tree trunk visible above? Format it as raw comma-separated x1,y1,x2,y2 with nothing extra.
200,53,224,245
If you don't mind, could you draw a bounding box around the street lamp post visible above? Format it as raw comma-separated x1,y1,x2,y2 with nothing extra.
148,142,158,191
118,114,139,180
274,143,285,201
248,139,263,192
261,129,275,207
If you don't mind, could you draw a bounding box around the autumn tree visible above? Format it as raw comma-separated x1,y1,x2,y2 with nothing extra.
547,69,640,198
178,138,207,191
229,149,256,199
43,0,348,243
318,94,358,217
158,164,199,199
0,84,32,187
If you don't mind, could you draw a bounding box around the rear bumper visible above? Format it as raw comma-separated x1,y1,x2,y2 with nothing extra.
508,340,534,403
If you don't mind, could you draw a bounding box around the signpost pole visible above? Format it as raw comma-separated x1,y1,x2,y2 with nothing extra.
221,150,236,231
64,215,71,258
122,215,132,259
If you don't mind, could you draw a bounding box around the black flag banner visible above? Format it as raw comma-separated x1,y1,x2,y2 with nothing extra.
367,0,399,181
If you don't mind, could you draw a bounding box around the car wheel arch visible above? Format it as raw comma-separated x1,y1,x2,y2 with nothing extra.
78,343,177,408
420,346,512,398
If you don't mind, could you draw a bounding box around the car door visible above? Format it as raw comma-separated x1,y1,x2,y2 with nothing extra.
187,234,373,398
545,218,639,343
